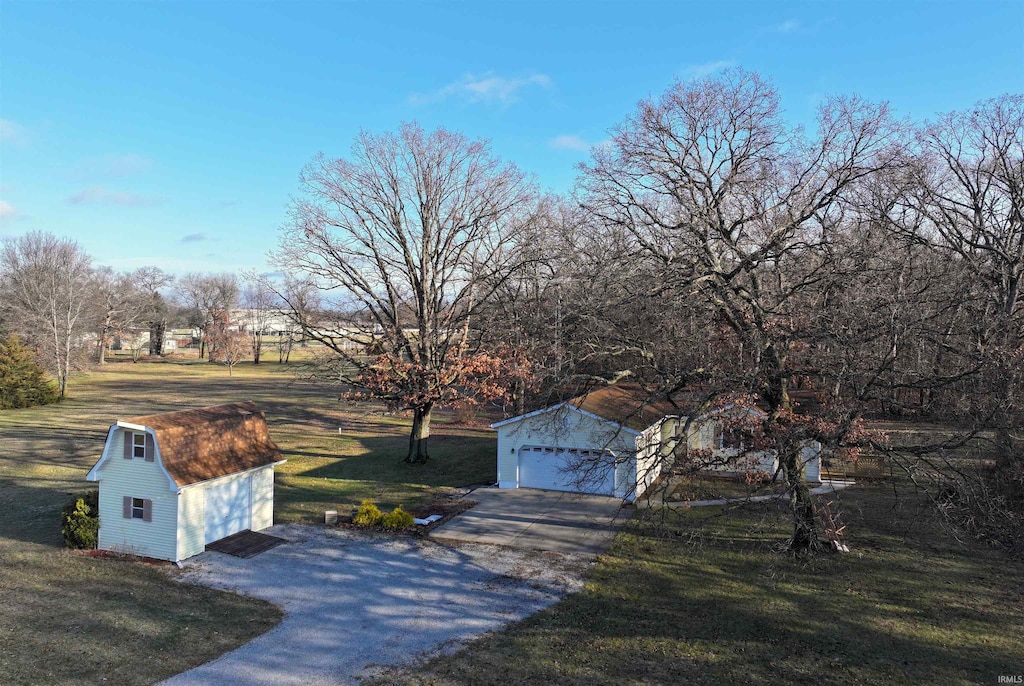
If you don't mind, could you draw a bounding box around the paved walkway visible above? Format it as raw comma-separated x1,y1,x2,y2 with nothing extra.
649,479,857,508
161,524,592,686
429,488,629,555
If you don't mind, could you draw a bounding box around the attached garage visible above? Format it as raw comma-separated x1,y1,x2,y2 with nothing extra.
86,401,285,562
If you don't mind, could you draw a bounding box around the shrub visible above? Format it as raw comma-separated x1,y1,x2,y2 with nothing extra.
352,499,384,526
0,335,59,410
381,506,414,531
62,491,99,549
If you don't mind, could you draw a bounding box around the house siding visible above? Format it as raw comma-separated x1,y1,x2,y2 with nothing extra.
96,428,179,561
630,419,671,499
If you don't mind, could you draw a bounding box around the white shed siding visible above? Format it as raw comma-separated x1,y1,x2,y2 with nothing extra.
250,467,275,531
176,486,205,561
202,472,253,543
96,429,179,561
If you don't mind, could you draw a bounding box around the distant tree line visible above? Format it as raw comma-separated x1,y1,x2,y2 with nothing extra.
0,242,306,399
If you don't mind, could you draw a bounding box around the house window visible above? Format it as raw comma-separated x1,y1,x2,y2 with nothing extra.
131,497,146,519
132,433,146,459
714,424,746,449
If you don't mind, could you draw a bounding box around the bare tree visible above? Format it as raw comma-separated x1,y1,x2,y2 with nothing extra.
207,323,248,376
276,122,538,463
133,267,174,356
177,272,239,360
580,70,904,550
91,267,154,364
899,95,1024,467
273,275,320,363
240,276,279,364
0,232,95,397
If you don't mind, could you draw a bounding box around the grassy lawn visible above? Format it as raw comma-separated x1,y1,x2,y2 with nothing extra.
0,358,497,685
382,485,1024,686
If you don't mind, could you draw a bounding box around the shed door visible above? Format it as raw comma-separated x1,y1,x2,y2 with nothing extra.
518,446,616,496
204,476,252,544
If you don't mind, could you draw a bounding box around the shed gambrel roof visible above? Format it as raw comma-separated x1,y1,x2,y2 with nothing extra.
123,401,283,487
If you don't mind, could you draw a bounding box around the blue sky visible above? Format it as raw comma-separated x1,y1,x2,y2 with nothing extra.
1,0,1021,275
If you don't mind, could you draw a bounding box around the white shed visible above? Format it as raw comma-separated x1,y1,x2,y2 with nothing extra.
494,384,821,501
85,401,286,562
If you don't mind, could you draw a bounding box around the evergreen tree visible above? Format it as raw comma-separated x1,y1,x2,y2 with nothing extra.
0,335,59,409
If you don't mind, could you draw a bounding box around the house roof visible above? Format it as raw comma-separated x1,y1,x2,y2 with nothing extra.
565,383,686,432
124,401,284,487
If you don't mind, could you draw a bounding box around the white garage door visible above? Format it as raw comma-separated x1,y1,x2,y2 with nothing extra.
204,476,252,544
518,446,616,496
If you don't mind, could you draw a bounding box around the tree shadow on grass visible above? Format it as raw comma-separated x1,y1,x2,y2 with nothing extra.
0,477,88,548
298,434,496,488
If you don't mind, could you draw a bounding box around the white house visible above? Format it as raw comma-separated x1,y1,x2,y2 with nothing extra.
86,401,286,562
493,384,820,502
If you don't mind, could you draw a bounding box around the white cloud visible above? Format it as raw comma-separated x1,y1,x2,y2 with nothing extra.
683,60,736,79
74,153,152,178
66,186,161,207
776,19,800,33
549,134,594,152
411,72,553,106
0,119,29,146
0,200,19,218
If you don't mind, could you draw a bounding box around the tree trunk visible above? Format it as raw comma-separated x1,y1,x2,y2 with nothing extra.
405,403,433,463
512,377,526,416
783,448,821,552
765,354,822,552
149,321,165,355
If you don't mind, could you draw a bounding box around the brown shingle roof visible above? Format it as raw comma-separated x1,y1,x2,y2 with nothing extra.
125,401,284,487
567,383,686,432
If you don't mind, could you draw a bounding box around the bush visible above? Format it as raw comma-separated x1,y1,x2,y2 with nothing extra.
0,335,59,409
381,506,414,531
352,499,384,526
62,491,99,549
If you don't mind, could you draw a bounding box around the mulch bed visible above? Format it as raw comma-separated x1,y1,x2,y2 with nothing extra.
334,497,478,536
206,530,289,558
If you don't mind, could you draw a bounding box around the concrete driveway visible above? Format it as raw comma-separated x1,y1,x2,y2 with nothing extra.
161,524,591,686
429,488,630,555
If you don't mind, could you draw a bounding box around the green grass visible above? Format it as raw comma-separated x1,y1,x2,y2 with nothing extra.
0,358,497,685
381,486,1024,686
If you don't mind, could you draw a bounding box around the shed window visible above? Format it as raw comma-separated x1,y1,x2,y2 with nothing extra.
132,433,146,459
122,496,152,522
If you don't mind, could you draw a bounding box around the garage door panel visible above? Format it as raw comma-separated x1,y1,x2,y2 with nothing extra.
519,446,615,496
204,477,252,544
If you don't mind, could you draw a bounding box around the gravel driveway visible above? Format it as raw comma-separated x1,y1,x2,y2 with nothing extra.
160,524,593,686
